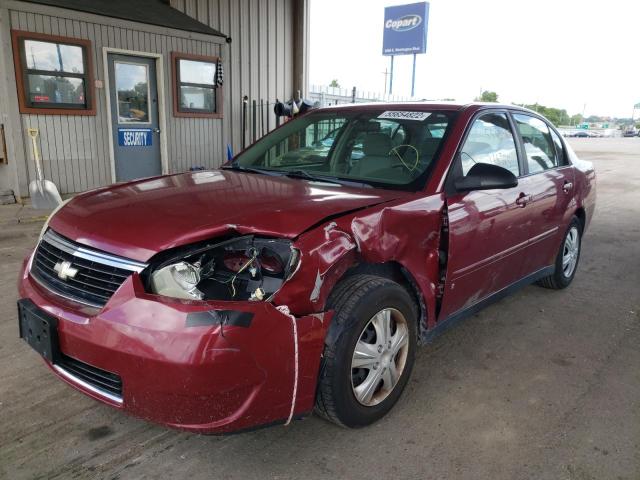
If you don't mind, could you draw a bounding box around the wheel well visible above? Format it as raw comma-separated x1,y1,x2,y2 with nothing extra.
336,261,427,339
575,207,586,231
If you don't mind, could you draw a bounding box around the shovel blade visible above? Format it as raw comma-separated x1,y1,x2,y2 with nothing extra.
29,179,63,210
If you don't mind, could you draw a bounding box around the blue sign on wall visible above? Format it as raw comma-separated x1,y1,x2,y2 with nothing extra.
118,128,152,147
382,2,429,56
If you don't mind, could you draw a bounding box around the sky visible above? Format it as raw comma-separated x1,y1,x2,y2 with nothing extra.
309,0,640,118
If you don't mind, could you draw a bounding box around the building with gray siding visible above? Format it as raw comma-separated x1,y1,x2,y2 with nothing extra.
0,0,308,200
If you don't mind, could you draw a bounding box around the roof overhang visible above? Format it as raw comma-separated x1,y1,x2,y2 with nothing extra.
20,0,228,40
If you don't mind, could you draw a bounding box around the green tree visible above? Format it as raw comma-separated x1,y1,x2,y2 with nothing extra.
475,90,498,102
570,114,583,125
329,79,340,88
519,103,570,126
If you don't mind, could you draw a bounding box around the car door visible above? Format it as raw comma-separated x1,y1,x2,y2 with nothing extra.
439,111,530,319
511,113,576,276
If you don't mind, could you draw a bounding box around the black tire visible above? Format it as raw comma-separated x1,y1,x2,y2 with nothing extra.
538,216,582,289
315,274,417,428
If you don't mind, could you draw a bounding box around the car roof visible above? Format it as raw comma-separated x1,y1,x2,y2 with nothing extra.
318,101,540,112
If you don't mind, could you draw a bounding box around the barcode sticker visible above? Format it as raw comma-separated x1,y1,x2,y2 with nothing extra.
378,111,431,121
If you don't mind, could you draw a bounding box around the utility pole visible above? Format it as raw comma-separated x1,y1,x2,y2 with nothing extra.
382,68,390,96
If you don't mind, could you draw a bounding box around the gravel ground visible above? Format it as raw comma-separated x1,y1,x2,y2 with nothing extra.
0,137,638,480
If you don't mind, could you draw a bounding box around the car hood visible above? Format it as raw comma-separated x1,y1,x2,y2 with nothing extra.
49,170,407,262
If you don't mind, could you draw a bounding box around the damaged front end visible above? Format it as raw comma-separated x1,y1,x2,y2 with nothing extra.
143,236,300,303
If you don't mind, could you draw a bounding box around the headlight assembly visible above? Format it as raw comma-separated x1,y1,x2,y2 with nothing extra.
148,236,300,302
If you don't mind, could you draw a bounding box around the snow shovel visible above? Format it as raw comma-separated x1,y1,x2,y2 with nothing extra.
27,128,62,209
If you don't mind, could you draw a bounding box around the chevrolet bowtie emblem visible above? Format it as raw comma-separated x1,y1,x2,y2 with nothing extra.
53,260,78,280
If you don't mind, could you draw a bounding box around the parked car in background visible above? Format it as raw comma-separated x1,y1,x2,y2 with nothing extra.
623,127,638,137
572,130,590,138
18,102,596,433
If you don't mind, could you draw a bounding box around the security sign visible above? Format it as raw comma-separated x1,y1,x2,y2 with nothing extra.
382,2,429,56
118,128,152,147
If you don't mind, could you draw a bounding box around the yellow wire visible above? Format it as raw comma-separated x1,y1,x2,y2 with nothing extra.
389,144,420,172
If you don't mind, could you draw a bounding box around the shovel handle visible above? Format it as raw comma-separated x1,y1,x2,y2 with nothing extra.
27,128,44,182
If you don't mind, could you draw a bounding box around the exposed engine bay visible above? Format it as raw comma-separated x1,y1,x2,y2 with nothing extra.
147,236,299,302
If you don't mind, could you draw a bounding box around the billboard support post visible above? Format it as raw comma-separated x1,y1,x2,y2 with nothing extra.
411,53,416,97
389,56,395,95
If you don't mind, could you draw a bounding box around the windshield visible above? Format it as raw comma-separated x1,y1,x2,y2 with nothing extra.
231,109,455,190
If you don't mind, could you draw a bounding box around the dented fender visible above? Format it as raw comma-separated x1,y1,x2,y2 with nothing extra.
272,222,358,314
273,193,446,330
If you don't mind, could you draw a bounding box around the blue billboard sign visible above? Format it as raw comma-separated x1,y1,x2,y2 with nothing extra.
382,2,429,56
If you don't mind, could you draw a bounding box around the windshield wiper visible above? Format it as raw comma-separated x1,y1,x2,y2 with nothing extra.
284,169,324,181
284,169,372,188
220,164,280,176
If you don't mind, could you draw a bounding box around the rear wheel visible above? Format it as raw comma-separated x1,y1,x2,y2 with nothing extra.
315,275,417,427
538,216,582,289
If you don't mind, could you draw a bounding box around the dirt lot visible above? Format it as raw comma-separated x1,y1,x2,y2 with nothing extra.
1,138,638,480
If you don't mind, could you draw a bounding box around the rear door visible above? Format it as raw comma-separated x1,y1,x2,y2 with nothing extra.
439,111,530,318
510,113,575,276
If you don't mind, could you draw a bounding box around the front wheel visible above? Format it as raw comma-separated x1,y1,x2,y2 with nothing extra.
538,216,582,289
315,275,417,428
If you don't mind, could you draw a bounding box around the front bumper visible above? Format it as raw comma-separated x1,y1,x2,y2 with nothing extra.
17,253,330,434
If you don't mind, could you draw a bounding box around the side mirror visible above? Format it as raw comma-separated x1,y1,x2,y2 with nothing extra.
454,163,518,191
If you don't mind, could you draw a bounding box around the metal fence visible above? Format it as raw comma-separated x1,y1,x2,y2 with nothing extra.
308,84,415,107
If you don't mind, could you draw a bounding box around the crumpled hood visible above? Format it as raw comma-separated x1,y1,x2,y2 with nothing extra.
49,170,407,262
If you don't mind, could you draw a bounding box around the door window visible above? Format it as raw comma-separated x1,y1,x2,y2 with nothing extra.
513,114,557,173
115,62,150,123
460,113,520,177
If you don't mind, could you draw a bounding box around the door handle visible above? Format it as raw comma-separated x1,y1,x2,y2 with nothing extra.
516,193,530,208
152,128,161,133
563,181,573,193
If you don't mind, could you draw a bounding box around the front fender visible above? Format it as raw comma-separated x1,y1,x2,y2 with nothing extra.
272,223,358,315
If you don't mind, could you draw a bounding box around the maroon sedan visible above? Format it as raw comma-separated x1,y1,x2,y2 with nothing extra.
17,103,596,433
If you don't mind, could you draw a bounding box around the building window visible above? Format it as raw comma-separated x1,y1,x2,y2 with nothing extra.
11,30,95,115
171,52,222,118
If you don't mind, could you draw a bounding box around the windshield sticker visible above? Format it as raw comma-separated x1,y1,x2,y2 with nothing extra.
378,111,431,121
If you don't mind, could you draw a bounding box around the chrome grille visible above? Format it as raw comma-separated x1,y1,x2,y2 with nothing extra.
30,230,147,308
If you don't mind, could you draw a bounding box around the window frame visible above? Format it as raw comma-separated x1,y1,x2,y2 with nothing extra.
11,30,95,115
171,52,223,119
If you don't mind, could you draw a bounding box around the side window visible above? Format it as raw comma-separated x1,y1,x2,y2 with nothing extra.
513,114,557,173
460,113,520,177
550,129,566,166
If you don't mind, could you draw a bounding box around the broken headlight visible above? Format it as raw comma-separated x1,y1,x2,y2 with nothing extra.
148,236,300,302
